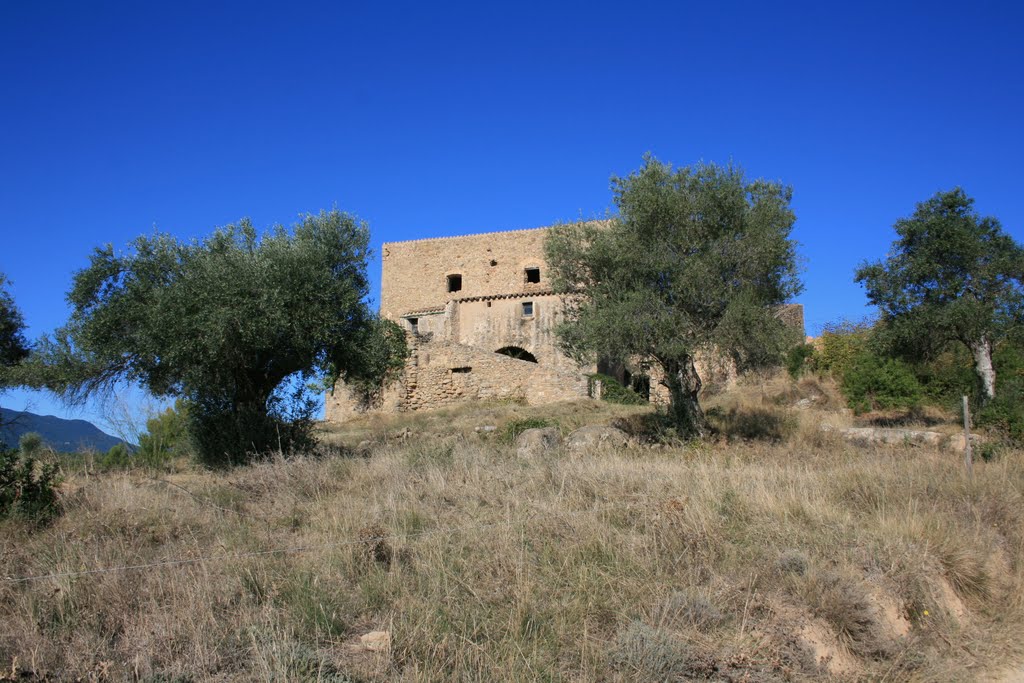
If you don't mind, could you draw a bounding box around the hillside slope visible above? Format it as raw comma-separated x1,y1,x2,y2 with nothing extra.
0,407,125,452
2,382,1022,681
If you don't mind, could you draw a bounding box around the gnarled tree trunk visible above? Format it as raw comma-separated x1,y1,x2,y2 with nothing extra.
663,356,710,438
969,336,996,404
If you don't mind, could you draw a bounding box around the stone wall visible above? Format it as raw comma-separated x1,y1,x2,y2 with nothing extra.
325,221,807,422
399,335,588,410
380,227,556,319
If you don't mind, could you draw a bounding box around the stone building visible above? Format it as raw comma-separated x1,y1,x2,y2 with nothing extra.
325,224,804,422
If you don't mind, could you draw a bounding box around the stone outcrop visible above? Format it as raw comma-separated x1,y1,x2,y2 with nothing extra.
565,425,631,454
515,427,562,458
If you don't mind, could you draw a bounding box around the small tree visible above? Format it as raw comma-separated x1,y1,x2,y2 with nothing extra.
855,189,1024,404
546,156,803,436
28,209,406,466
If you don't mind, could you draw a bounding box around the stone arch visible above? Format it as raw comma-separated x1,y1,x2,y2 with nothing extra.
495,346,538,363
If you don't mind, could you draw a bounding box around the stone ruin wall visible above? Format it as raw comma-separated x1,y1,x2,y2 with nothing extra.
325,223,806,422
380,227,555,321
326,226,592,421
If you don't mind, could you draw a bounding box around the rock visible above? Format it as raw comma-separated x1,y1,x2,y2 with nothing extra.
832,427,943,447
359,630,391,652
515,427,562,457
565,425,631,454
474,425,497,433
945,433,984,452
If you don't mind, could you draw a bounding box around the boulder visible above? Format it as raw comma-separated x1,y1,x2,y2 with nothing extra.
359,630,391,652
832,427,943,447
565,425,631,454
515,427,562,458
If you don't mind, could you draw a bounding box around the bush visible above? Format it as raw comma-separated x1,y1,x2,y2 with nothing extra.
841,352,922,414
97,443,133,470
786,343,816,379
137,400,191,469
816,319,873,380
587,373,646,405
1,447,60,523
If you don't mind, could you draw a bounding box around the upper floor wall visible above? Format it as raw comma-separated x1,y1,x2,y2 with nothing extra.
380,227,554,320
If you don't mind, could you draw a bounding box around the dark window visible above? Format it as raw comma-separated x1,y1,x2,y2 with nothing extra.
408,317,418,334
525,267,540,284
447,274,462,292
496,346,538,363
451,366,472,373
522,301,534,317
489,259,498,267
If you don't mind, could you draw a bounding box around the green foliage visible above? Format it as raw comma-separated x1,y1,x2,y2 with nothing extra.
501,418,552,442
815,319,873,380
330,317,410,410
136,400,190,468
98,443,133,470
0,273,30,371
546,156,802,435
786,343,816,379
27,210,405,467
856,188,1024,400
840,352,922,414
587,373,646,405
0,447,61,523
18,431,44,456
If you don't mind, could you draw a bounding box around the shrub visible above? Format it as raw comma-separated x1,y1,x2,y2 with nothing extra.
137,400,191,468
587,373,646,405
98,443,133,470
816,319,873,380
841,351,922,414
786,343,816,379
0,447,61,523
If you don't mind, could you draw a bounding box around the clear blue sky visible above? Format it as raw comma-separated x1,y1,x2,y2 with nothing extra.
2,1,1022,428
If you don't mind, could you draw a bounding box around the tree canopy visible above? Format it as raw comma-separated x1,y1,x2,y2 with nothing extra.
0,273,30,376
26,209,406,466
855,188,1024,402
545,156,803,435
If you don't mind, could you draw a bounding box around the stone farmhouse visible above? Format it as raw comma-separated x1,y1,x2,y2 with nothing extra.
325,224,803,422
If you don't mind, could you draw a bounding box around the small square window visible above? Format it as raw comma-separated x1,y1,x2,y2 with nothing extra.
525,267,540,284
522,301,534,317
447,274,462,292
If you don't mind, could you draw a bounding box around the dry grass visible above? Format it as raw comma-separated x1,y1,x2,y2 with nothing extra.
2,387,1024,681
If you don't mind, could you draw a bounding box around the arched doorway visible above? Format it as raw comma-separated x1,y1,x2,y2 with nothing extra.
495,346,538,363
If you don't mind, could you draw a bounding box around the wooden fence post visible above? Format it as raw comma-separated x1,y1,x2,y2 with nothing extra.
962,395,973,479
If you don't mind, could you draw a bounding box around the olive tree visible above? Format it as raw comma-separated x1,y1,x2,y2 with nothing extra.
29,209,406,466
0,273,29,375
855,189,1023,404
546,156,803,436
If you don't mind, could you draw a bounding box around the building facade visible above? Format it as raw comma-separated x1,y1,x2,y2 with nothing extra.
325,224,804,422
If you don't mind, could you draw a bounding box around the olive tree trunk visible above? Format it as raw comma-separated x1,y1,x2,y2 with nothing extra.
969,336,996,404
664,357,710,437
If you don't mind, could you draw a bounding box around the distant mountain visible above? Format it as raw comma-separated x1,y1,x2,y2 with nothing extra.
0,408,127,452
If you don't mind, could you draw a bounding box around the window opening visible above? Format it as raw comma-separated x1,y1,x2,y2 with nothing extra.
451,366,472,373
408,317,418,334
447,274,462,292
496,346,538,363
525,267,540,284
522,301,534,317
